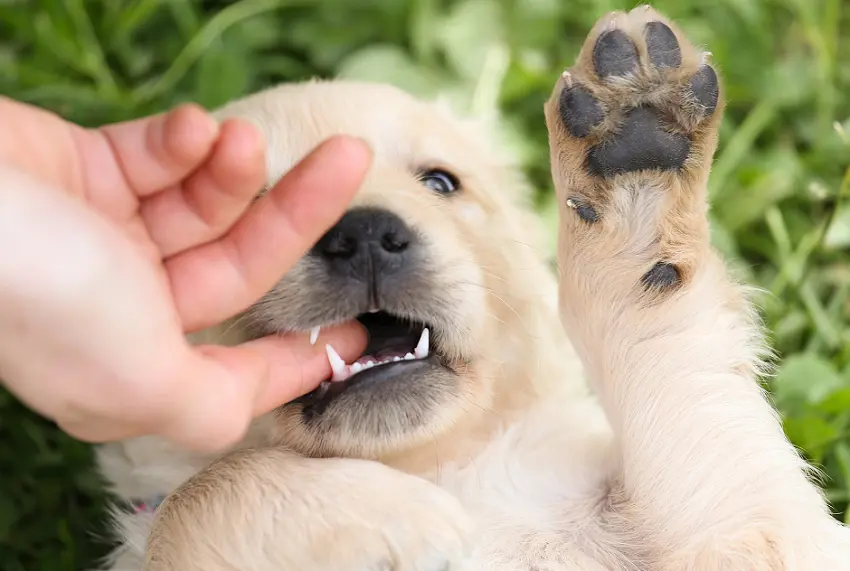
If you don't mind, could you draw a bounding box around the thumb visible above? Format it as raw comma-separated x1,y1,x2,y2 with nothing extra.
157,321,367,452
158,345,269,453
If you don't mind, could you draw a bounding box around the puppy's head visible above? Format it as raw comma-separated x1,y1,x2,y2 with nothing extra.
211,81,565,459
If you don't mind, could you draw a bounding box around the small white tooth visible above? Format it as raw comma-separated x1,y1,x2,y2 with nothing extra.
404,352,415,360
325,344,347,381
309,326,320,346
364,361,375,369
414,328,429,359
351,362,363,374
393,356,401,362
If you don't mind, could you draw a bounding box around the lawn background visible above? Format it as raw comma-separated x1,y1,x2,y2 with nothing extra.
0,0,848,569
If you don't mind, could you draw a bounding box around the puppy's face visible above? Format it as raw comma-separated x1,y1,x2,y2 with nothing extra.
214,81,557,459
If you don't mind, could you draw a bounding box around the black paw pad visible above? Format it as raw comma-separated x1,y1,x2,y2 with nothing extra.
644,22,681,69
586,106,690,177
566,197,599,223
688,65,719,115
559,85,604,138
641,262,680,290
593,30,638,78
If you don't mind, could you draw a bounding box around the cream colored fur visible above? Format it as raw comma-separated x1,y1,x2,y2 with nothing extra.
96,7,850,571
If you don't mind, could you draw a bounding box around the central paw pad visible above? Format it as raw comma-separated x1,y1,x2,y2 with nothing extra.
586,106,690,177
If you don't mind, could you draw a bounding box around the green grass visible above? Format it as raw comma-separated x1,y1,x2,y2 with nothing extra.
0,0,848,569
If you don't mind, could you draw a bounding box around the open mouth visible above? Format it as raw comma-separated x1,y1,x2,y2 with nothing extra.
326,311,432,381
295,311,444,413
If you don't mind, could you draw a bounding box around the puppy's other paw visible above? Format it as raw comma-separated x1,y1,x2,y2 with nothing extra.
310,471,472,571
146,451,471,571
545,6,724,294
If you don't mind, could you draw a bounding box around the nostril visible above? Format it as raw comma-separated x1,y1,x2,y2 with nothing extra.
322,234,358,259
381,231,409,253
311,208,416,264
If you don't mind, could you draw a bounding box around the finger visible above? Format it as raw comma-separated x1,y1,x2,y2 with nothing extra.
166,135,373,332
160,321,368,452
242,321,367,417
57,416,146,445
95,103,219,198
140,119,266,257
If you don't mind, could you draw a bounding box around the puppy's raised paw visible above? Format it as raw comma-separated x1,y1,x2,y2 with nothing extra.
545,6,724,295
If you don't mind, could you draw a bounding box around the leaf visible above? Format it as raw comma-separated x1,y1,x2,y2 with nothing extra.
0,490,17,542
194,40,251,109
713,145,801,233
834,443,850,524
336,45,450,98
783,415,838,462
408,0,440,63
772,353,844,412
709,213,740,260
835,443,850,490
758,55,817,108
435,0,505,80
815,388,850,414
824,204,850,250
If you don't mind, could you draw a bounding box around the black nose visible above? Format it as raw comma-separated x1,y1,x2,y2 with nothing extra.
312,207,416,281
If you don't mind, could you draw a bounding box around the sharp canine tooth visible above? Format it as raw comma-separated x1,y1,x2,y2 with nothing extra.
414,328,429,359
325,344,347,381
404,352,415,360
310,326,320,345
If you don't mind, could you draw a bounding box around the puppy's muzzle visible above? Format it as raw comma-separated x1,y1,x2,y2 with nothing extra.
312,207,418,309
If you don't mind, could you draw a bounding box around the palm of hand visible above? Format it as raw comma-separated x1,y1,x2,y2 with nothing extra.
0,98,370,450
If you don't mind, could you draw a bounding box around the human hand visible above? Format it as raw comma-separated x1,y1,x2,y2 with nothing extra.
0,97,370,452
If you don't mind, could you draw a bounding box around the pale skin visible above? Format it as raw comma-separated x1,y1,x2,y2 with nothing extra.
0,97,371,452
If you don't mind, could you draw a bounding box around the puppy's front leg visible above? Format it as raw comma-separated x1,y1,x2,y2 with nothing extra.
144,448,471,571
545,7,850,569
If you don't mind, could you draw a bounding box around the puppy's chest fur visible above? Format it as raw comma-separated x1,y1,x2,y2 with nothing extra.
103,394,619,571
431,396,619,570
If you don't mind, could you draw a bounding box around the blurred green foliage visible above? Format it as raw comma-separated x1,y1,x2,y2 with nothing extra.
0,0,848,569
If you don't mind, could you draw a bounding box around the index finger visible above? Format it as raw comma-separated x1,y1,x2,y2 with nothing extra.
166,135,372,332
91,103,220,198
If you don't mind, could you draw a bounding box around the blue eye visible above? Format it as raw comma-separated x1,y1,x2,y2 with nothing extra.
419,169,460,195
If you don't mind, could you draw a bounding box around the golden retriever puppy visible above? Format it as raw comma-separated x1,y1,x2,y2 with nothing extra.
96,7,850,571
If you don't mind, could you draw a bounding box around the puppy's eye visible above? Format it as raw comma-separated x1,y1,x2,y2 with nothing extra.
418,169,460,195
